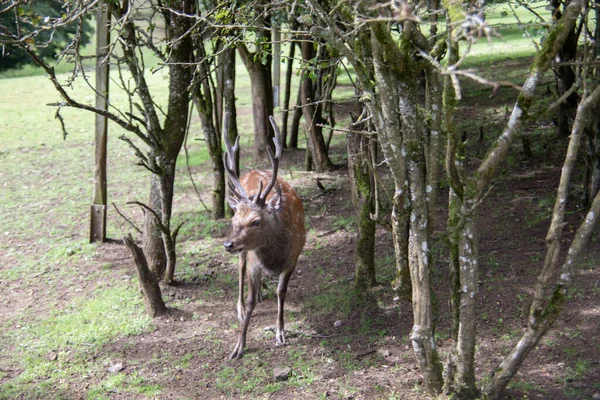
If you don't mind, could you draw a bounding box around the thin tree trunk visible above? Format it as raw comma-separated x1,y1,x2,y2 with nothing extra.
453,201,479,397
223,45,238,218
238,27,274,160
300,39,334,172
554,8,579,138
391,194,411,300
370,23,411,301
290,82,303,149
282,40,297,148
347,121,376,289
144,174,167,279
403,84,443,394
193,36,225,220
424,64,442,235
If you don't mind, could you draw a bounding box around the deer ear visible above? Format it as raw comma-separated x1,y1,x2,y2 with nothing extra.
227,196,240,211
267,188,283,212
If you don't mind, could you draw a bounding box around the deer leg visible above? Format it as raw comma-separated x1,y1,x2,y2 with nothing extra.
230,264,260,360
275,269,293,346
236,253,247,324
256,275,263,303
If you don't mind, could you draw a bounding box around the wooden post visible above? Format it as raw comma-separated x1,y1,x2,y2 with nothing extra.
90,8,110,243
273,27,281,108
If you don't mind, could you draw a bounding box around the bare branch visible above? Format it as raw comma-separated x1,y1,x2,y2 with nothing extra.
112,202,143,235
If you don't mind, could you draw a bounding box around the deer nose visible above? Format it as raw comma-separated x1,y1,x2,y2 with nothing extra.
224,241,235,252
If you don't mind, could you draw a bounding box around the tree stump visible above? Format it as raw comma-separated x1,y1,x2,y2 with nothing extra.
123,234,167,317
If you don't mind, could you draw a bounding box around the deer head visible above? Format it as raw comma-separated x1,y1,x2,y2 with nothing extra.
223,116,284,254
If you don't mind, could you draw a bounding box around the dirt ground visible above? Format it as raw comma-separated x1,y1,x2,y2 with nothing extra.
1,67,600,399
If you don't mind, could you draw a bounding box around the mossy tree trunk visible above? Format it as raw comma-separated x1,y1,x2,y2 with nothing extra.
347,116,377,289
370,20,443,393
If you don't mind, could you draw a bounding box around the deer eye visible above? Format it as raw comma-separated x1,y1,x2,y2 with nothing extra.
250,219,261,227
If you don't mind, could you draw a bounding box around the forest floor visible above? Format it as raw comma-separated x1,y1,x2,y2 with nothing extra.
1,59,599,399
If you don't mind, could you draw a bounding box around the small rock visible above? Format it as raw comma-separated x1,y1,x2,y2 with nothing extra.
45,352,58,361
334,320,342,328
108,362,125,374
377,349,391,357
273,366,292,381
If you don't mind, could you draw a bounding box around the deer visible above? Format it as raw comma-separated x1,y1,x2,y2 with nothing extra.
223,115,306,360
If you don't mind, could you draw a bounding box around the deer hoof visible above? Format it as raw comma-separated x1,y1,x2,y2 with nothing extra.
275,331,286,346
229,345,244,360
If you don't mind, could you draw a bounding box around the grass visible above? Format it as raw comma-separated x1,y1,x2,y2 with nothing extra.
0,54,176,398
306,280,363,319
0,284,155,399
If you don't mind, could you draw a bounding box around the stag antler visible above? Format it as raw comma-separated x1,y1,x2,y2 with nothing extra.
254,116,283,206
223,115,283,205
223,112,247,200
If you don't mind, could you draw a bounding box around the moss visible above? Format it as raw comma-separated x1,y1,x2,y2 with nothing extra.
370,22,414,79
353,162,371,197
516,91,533,112
541,285,565,319
442,0,465,29
531,18,564,73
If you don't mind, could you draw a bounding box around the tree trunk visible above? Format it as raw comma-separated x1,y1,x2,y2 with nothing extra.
282,40,297,148
424,65,442,235
453,200,479,397
369,24,412,301
290,82,303,149
407,156,443,394
300,39,334,172
347,123,376,289
554,4,580,138
404,85,443,394
123,234,167,317
148,0,194,283
143,174,167,279
223,45,238,217
238,32,274,160
391,193,411,301
194,36,225,220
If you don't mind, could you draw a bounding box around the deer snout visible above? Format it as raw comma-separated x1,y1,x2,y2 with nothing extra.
223,240,236,253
